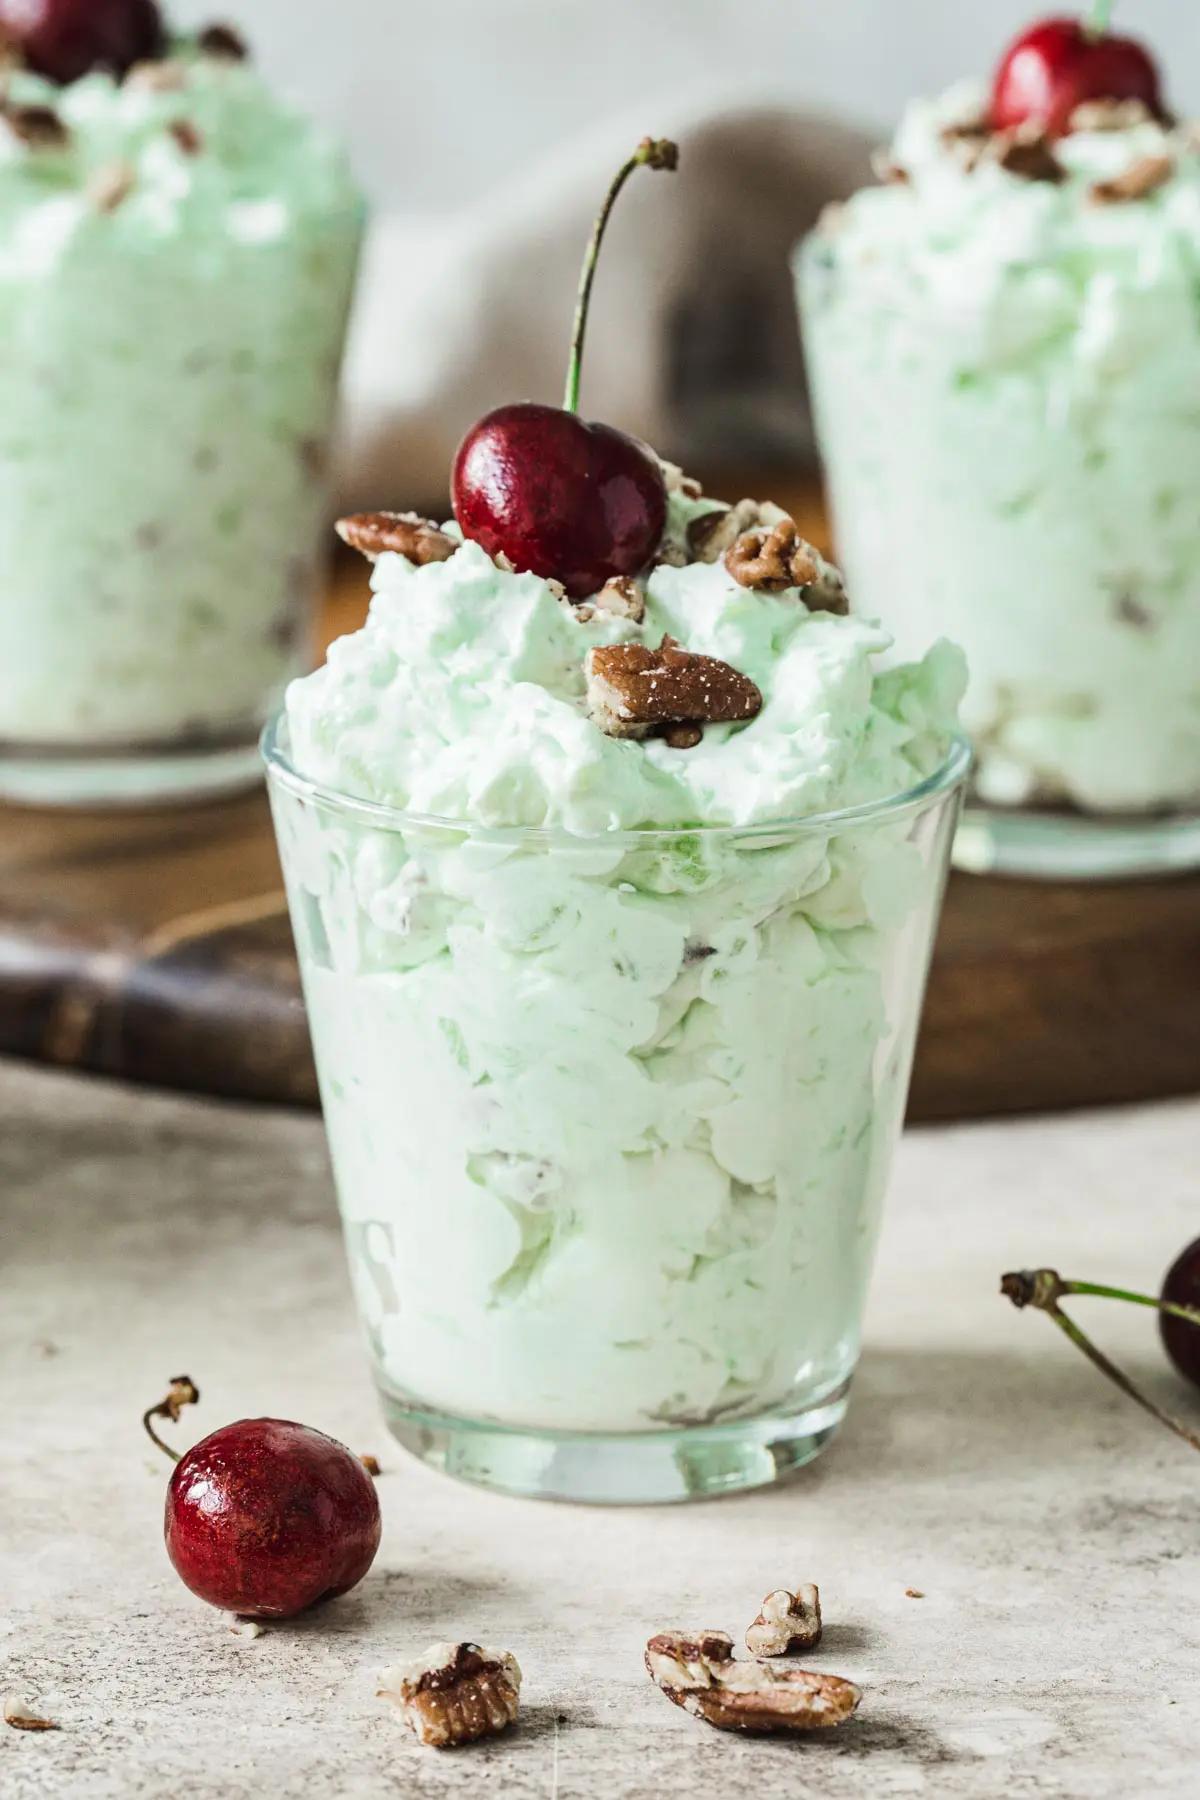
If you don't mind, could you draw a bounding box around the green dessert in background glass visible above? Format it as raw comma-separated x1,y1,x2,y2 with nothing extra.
0,4,364,804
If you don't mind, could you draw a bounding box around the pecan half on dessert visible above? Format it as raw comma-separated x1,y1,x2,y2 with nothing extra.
585,636,762,744
336,512,457,566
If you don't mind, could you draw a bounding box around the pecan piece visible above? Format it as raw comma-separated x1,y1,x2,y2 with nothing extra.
4,1698,59,1733
687,497,773,563
378,1643,521,1749
646,1631,860,1734
991,125,1066,184
2,103,69,150
585,636,762,742
745,1584,822,1657
592,575,645,623
1090,153,1175,204
939,116,993,172
86,160,138,213
197,22,250,61
725,516,820,592
1069,97,1154,132
125,59,188,92
335,512,457,566
168,119,205,156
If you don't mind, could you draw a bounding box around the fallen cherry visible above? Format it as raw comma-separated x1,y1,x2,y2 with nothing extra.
144,1376,381,1620
0,0,166,85
452,138,676,599
1160,1239,1200,1392
990,7,1166,139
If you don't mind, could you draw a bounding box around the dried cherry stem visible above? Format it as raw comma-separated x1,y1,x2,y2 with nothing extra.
142,1375,200,1463
1088,0,1114,38
1001,1269,1200,1454
563,136,679,415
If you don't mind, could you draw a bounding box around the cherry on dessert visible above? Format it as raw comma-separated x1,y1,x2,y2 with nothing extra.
452,138,677,598
145,1379,382,1620
453,405,667,599
0,0,166,84
990,13,1165,139
1160,1239,1200,1393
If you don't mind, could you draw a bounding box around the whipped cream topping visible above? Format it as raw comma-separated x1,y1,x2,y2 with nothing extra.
823,83,1200,377
0,49,359,249
287,518,965,835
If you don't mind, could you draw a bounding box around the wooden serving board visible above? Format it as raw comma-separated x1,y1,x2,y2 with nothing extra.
3,488,1199,1122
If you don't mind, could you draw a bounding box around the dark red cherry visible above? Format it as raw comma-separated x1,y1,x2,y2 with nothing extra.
991,15,1165,139
1160,1239,1200,1393
453,403,668,600
0,0,166,85
165,1418,382,1619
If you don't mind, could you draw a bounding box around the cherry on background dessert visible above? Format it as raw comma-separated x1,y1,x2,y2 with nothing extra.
144,1378,381,1620
1160,1239,1200,1392
452,138,677,600
990,7,1166,138
0,0,166,85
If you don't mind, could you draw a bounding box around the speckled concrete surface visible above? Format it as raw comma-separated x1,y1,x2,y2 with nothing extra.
1,1057,1198,1798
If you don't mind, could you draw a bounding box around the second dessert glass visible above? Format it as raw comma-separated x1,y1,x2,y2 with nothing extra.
796,75,1200,879
0,30,364,805
266,715,968,1504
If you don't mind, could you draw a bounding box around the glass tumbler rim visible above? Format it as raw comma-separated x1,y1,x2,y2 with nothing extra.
261,711,972,846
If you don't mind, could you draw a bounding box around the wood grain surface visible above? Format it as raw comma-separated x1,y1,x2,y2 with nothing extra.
2,481,1198,1121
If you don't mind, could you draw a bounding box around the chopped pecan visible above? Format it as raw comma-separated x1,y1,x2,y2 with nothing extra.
659,459,703,499
646,1631,860,1734
939,116,993,171
168,119,205,156
592,575,645,623
585,636,762,742
1090,153,1175,204
3,1698,59,1733
197,22,250,61
125,59,188,92
1069,97,1154,132
378,1643,521,1749
663,722,703,750
725,516,821,592
871,148,911,185
2,103,69,150
688,498,769,563
87,160,138,213
991,125,1066,184
336,512,457,566
745,1584,822,1657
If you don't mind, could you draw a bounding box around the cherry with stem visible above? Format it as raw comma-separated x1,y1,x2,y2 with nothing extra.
453,137,678,598
1001,1268,1200,1454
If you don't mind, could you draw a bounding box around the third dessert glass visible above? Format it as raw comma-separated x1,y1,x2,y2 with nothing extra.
797,7,1200,878
0,4,364,804
266,141,969,1502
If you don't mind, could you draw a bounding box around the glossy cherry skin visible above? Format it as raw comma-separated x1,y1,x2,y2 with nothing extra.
990,16,1165,139
0,0,165,84
452,402,668,600
165,1418,381,1619
1160,1239,1200,1393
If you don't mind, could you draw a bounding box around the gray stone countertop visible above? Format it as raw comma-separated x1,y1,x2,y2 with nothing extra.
1,1057,1198,1799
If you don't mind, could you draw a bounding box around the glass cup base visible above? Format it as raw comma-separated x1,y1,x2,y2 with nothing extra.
0,734,266,808
954,803,1200,882
378,1377,852,1505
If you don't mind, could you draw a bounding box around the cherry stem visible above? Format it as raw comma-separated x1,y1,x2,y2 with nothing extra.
563,136,679,415
142,1375,200,1464
1001,1270,1200,1455
1088,0,1114,38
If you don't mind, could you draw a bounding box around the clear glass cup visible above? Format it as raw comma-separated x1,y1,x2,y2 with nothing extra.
797,234,1200,881
0,205,363,808
265,715,969,1503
